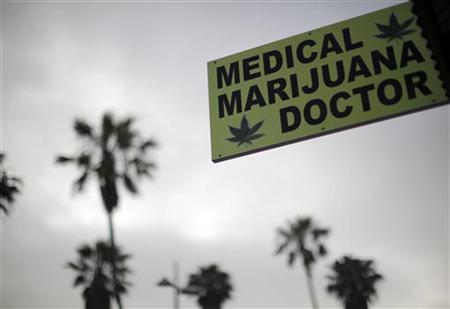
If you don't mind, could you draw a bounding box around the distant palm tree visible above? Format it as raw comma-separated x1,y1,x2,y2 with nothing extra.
67,240,131,309
56,112,156,309
186,264,233,309
275,217,329,309
327,256,383,309
0,153,22,215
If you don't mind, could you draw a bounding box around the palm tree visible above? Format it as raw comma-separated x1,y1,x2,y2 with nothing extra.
186,264,233,309
67,240,132,309
326,256,383,309
275,217,329,309
0,153,22,215
56,112,156,308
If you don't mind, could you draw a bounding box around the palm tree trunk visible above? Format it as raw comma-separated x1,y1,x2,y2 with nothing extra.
304,267,319,309
200,302,221,309
108,212,123,309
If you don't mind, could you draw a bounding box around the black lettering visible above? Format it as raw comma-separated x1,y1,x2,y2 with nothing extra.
404,71,431,99
218,90,242,118
371,46,397,74
343,27,363,51
400,41,425,68
267,78,289,104
323,61,345,87
245,85,266,111
304,99,327,125
321,33,343,58
330,92,352,118
263,50,283,75
280,106,301,133
378,79,402,105
349,55,372,82
285,45,294,68
297,40,317,63
302,68,319,94
290,74,300,98
217,62,240,89
243,55,261,81
353,84,375,111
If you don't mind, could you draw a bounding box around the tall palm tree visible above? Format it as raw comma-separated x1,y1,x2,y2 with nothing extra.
326,256,383,309
275,217,329,309
186,264,233,309
56,112,156,308
0,153,22,215
67,240,132,309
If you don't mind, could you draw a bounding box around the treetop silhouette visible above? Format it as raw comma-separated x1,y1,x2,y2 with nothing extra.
0,153,22,215
56,112,157,211
67,240,132,309
276,216,329,309
327,255,383,309
186,264,233,309
56,112,157,309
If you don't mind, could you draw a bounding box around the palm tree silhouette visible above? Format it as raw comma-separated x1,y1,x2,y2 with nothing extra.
186,264,233,309
67,240,131,309
326,256,383,309
275,217,329,309
0,153,22,215
56,112,156,308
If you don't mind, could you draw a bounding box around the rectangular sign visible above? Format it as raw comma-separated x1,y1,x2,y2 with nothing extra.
208,2,448,162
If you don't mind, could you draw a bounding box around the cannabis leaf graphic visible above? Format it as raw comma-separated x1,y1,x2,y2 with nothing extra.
226,114,264,147
375,13,415,42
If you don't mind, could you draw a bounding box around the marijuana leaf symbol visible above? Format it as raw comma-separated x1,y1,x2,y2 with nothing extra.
375,13,415,42
226,114,264,147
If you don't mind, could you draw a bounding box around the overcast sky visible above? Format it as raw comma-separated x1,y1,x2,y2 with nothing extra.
1,0,448,308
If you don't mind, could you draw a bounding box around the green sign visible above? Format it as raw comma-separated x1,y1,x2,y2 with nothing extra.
208,2,448,163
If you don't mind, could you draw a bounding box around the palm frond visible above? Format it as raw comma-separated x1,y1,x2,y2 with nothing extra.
140,139,157,152
77,245,93,258
312,228,329,240
116,118,135,150
0,202,8,214
275,240,290,255
101,113,115,145
73,170,89,192
122,173,138,194
67,262,82,271
74,119,94,138
55,155,75,164
77,153,91,167
318,243,327,256
74,275,86,287
276,227,291,239
287,251,297,266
